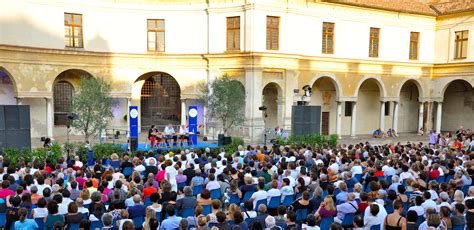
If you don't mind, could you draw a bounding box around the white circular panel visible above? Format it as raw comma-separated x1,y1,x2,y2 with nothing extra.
130,108,138,119
188,108,198,118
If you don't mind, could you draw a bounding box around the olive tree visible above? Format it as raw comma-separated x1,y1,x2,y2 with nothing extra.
72,77,113,142
200,74,246,135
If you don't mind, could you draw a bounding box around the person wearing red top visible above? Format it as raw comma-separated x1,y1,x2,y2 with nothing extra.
143,179,158,198
452,139,462,151
155,165,166,183
0,181,15,199
428,164,440,180
356,192,369,215
374,166,385,177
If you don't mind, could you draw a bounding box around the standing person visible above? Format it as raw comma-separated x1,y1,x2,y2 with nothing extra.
165,160,178,192
429,130,438,146
5,196,21,230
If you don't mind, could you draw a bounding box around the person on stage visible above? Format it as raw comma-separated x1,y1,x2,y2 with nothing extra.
178,124,190,147
163,124,176,147
148,125,157,148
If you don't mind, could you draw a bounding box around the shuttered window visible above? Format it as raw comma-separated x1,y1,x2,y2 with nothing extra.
227,17,240,51
409,32,419,60
147,19,165,52
64,13,83,48
369,27,380,57
454,30,468,59
322,22,335,54
266,16,280,50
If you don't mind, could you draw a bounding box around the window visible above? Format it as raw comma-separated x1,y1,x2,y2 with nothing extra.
384,102,390,116
322,22,335,54
266,16,280,50
227,17,240,51
53,81,75,126
64,13,83,48
409,32,419,60
454,30,468,59
147,19,165,52
369,27,380,57
344,101,353,117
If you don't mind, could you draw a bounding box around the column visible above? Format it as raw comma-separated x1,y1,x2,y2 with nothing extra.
418,102,424,134
350,101,357,137
276,96,285,128
45,97,53,138
336,101,342,139
126,98,131,135
181,99,186,126
392,101,399,131
379,101,385,131
436,102,442,134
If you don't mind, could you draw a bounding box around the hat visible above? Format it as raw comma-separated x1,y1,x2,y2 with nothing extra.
265,215,276,228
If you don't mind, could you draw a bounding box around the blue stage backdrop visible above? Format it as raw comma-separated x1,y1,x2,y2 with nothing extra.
188,106,198,145
129,106,138,138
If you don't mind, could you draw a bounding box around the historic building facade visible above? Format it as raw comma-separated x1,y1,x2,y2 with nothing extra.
0,0,473,142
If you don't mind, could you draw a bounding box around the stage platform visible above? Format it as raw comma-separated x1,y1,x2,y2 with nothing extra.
121,142,219,152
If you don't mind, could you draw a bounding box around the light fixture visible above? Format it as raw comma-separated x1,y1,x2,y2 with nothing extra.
302,85,312,97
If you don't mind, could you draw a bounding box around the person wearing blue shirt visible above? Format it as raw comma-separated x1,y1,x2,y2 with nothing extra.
336,182,349,204
127,194,146,219
160,204,182,230
344,172,357,190
14,208,38,230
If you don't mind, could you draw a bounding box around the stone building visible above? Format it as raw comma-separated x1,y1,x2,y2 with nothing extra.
0,0,473,142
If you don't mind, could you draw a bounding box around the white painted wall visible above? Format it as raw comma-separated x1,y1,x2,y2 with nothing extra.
0,0,438,63
398,84,420,133
435,15,474,63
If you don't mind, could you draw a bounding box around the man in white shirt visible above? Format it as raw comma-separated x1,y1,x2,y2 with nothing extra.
74,156,83,169
408,196,425,217
363,201,387,230
164,124,176,147
437,192,451,213
280,178,294,202
350,159,363,176
283,170,296,188
205,174,220,191
250,182,268,209
421,192,437,213
266,181,281,202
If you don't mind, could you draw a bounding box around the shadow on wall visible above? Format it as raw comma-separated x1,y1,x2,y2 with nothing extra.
0,16,119,138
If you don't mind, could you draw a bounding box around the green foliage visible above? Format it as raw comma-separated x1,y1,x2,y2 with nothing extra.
2,142,63,165
277,133,338,147
223,137,245,155
199,74,246,135
92,143,123,160
64,142,90,161
72,77,114,142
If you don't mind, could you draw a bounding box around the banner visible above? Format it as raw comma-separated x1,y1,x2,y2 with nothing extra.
188,106,198,145
129,106,138,138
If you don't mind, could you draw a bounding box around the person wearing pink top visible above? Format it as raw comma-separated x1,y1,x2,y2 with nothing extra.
0,181,15,200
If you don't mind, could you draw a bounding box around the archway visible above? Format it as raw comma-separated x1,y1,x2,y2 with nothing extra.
442,80,474,131
310,77,338,135
356,79,383,134
398,80,421,133
0,68,16,105
262,83,281,130
53,69,92,126
138,72,181,129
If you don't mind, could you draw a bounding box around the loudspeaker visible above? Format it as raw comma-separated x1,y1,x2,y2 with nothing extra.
291,105,321,136
130,137,138,152
0,105,31,150
218,134,225,146
218,134,232,146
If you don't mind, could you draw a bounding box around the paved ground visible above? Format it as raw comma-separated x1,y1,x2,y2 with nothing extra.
32,132,429,148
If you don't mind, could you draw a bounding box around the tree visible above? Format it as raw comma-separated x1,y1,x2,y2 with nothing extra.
72,77,113,142
200,74,246,135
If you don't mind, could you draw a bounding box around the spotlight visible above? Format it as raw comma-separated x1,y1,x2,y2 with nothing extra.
293,89,300,94
302,85,312,97
67,113,78,120
258,106,267,111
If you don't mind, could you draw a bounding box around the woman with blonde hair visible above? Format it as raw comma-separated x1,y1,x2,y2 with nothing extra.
450,190,464,210
314,197,337,220
115,209,133,230
226,204,240,221
80,189,92,205
354,183,362,199
196,215,210,230
142,207,157,230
